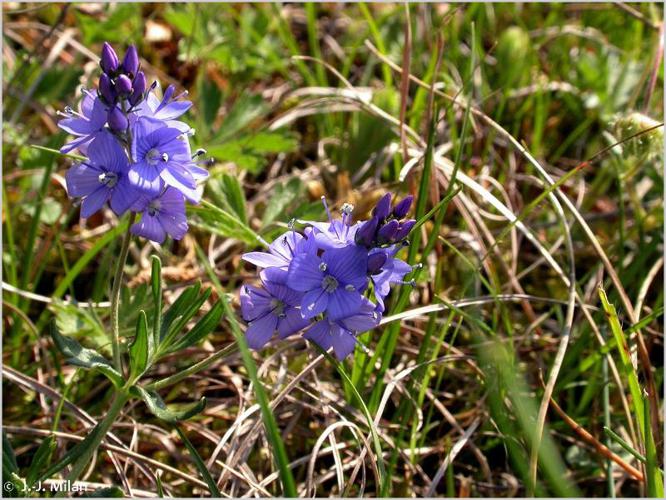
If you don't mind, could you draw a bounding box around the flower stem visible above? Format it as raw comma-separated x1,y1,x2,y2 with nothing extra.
59,390,130,495
110,212,136,374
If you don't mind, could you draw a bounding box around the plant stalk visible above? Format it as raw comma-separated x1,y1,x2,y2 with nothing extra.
110,212,136,374
59,391,130,495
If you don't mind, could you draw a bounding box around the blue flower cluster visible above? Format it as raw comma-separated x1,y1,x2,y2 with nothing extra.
241,194,416,360
59,42,209,243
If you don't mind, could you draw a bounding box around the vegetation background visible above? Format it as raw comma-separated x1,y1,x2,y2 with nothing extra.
2,2,664,497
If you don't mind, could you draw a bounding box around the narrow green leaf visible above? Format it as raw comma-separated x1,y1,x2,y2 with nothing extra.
221,174,248,224
50,322,124,388
38,422,106,482
129,311,150,380
212,93,268,143
175,426,221,497
160,283,201,342
168,301,224,353
151,256,163,352
2,432,19,475
644,393,664,497
188,200,264,247
159,286,212,353
26,435,56,486
603,426,647,464
261,178,303,225
133,386,206,423
28,144,86,161
598,287,645,436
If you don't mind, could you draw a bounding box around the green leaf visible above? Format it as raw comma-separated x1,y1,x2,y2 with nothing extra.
644,393,664,497
50,322,124,388
38,420,107,482
206,174,248,224
19,196,62,225
151,256,163,352
168,301,224,353
208,131,298,174
262,177,303,225
2,432,19,475
159,284,212,352
175,426,222,497
133,386,206,423
197,75,222,137
212,93,268,143
160,283,202,342
188,201,263,246
26,435,56,487
129,311,150,380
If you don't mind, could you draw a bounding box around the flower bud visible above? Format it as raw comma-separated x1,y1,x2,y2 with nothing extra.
129,71,146,105
367,252,387,275
372,193,392,220
98,73,116,104
162,84,175,103
116,74,132,95
100,42,119,73
122,45,139,76
393,195,413,218
377,219,399,243
356,216,378,247
107,106,128,132
394,219,416,241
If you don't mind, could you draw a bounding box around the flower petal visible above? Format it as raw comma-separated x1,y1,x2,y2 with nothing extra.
300,288,328,319
159,211,188,240
66,163,102,197
287,253,324,292
127,161,163,196
243,252,288,269
240,285,273,321
131,213,166,243
303,320,332,351
245,313,278,350
155,100,192,121
109,178,140,215
330,325,357,360
324,246,368,290
277,307,310,339
80,187,109,218
327,289,363,320
87,132,128,172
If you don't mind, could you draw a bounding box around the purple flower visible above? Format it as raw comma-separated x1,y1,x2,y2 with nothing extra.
242,229,315,269
369,246,413,312
287,245,368,320
135,84,192,133
58,92,107,154
392,195,413,218
129,118,200,202
305,199,360,249
303,297,379,360
130,187,188,243
100,42,119,74
65,132,137,217
121,45,139,77
240,268,310,349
